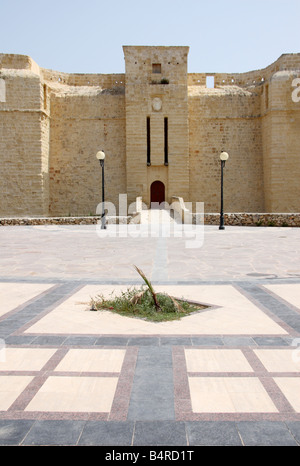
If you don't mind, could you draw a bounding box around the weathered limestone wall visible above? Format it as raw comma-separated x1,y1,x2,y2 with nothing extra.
0,55,49,216
188,85,264,212
262,70,300,212
48,83,126,216
0,50,299,217
0,54,127,217
188,53,300,214
123,46,189,206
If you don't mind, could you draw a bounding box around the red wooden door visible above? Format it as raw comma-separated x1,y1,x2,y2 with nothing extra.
150,181,165,207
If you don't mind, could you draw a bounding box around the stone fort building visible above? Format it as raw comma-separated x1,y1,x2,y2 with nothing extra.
0,46,299,217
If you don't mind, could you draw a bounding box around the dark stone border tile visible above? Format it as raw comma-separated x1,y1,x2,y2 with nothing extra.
95,337,129,346
127,347,175,421
4,335,37,345
78,421,134,446
128,337,160,346
237,421,298,446
31,335,67,345
0,419,35,445
133,421,187,446
186,421,242,446
63,336,98,346
237,283,300,335
286,421,300,445
191,337,224,346
160,337,192,346
222,336,257,346
21,419,86,445
253,337,289,346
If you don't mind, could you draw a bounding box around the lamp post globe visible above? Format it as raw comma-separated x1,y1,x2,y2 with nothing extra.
220,151,229,162
96,150,105,162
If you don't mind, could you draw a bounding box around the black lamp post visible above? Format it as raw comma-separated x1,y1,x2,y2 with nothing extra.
219,151,229,230
96,150,106,229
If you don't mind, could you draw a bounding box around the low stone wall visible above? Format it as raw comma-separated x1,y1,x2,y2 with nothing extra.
194,213,300,227
0,216,132,226
0,213,299,227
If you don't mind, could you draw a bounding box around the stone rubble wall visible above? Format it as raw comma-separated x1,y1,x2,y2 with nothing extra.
194,213,300,227
0,213,299,227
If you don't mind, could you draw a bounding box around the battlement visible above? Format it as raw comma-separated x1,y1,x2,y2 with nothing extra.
1,50,299,91
0,53,40,75
188,53,300,88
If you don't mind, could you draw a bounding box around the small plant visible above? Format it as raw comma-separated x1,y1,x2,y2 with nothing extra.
89,266,207,322
133,265,162,312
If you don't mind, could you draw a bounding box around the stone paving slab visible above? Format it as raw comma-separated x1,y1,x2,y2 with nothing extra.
0,224,300,282
11,283,293,336
0,225,300,445
0,279,299,445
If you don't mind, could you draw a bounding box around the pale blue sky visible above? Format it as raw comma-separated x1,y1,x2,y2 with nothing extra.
0,0,299,74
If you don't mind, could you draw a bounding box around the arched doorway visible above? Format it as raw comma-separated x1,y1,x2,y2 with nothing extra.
150,180,165,208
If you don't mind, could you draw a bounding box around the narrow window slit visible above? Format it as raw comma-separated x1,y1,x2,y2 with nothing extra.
164,117,168,166
147,117,151,165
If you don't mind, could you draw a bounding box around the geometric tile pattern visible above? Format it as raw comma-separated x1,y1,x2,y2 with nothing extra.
1,223,300,444
0,348,57,371
1,279,300,427
19,284,289,336
0,376,34,411
188,377,278,413
25,376,119,413
262,284,300,311
53,349,126,373
173,347,300,421
185,349,254,372
0,346,137,421
273,378,300,412
0,283,54,319
254,349,300,372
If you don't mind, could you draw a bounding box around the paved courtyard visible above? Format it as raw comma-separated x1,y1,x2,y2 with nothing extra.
0,223,300,446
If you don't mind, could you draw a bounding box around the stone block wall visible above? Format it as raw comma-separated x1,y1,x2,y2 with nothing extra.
123,46,189,206
0,58,49,216
262,70,300,212
48,88,126,216
0,49,299,218
188,86,264,212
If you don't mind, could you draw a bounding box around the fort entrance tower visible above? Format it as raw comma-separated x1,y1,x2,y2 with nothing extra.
123,46,189,207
